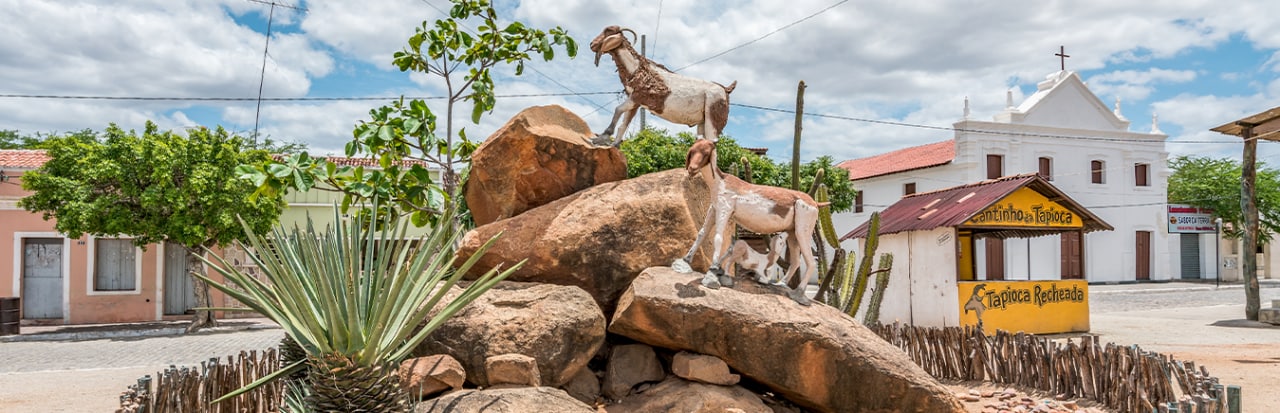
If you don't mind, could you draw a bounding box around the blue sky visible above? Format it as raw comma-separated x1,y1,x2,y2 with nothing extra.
2,0,1279,164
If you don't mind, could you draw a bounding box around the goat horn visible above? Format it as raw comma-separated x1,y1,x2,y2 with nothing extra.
620,28,637,44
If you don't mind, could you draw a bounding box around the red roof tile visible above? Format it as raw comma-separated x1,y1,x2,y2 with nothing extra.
0,150,50,169
837,140,954,180
841,173,1112,240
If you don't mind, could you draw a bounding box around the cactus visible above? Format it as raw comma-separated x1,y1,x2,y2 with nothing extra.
843,212,880,315
816,248,844,304
815,184,841,247
806,168,825,196
863,253,894,325
739,156,753,183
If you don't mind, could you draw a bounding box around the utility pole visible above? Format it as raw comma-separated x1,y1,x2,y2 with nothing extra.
1241,124,1260,320
247,0,306,145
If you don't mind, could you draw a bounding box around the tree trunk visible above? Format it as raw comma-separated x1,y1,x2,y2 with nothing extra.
1240,127,1261,321
186,245,218,333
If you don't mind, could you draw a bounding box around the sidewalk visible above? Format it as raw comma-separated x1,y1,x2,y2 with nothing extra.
0,317,279,343
1088,278,1280,294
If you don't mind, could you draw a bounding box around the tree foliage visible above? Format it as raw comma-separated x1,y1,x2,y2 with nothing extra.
20,123,285,247
1,129,97,149
1168,155,1280,242
619,128,856,213
243,0,577,227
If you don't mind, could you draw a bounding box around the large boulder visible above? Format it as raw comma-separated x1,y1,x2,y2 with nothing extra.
456,169,728,312
602,344,666,400
609,267,967,413
606,377,771,413
399,355,465,399
465,105,627,226
416,282,605,388
414,387,594,413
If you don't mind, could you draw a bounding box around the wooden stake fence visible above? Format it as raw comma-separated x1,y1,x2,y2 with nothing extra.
117,348,283,413
871,324,1235,413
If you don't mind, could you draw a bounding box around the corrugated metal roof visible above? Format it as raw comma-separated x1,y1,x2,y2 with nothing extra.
0,150,51,169
837,140,954,180
841,173,1112,240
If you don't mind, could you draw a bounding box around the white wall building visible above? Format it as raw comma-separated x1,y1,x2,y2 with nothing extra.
832,70,1186,283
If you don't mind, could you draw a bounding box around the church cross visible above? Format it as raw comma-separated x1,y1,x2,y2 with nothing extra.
1055,46,1070,71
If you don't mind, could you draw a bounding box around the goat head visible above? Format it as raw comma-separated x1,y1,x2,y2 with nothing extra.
590,25,636,66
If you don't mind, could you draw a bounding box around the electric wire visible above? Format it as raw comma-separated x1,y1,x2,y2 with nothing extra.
674,0,848,72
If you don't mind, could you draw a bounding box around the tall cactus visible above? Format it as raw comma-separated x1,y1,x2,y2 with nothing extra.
863,253,894,325
843,212,884,317
739,156,753,183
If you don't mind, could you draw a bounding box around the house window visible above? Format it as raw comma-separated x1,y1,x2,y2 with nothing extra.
1091,160,1105,184
854,191,864,213
986,154,1003,179
903,182,916,196
1135,163,1150,187
94,238,137,291
1038,157,1053,180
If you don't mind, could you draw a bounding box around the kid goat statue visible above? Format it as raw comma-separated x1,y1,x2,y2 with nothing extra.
589,25,737,147
674,140,827,305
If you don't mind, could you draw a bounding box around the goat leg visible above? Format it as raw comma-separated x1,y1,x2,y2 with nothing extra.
677,203,718,272
597,99,637,145
611,107,640,147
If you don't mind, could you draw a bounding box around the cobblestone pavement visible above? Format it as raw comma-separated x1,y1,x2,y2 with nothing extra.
0,327,282,412
0,328,283,374
1089,282,1280,313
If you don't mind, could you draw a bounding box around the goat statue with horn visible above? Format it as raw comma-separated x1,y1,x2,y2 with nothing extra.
672,139,827,306
589,25,737,147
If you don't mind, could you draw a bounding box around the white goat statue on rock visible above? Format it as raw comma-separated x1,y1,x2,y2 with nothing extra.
673,140,827,305
589,25,737,147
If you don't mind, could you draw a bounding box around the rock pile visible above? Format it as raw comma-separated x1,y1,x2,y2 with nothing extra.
408,106,966,412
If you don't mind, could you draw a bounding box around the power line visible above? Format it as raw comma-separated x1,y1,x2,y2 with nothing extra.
652,0,665,58
674,0,848,72
246,0,308,144
731,102,1255,144
0,92,617,101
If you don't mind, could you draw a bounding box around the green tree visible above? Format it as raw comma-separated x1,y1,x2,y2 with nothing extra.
244,0,577,227
0,129,98,149
19,122,285,331
619,128,856,213
1168,155,1280,242
1169,154,1280,322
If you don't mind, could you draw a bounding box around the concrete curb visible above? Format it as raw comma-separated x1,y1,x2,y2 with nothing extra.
1089,281,1280,295
0,322,279,343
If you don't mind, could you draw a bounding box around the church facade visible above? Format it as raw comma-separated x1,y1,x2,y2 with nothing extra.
832,70,1187,283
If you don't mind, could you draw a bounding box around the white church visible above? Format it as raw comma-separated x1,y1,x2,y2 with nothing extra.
831,69,1209,283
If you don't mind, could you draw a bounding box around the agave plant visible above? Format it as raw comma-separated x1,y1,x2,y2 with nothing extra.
196,203,519,412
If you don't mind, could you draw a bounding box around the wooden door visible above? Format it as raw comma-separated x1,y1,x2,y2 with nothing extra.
1136,231,1151,280
1060,231,1082,279
21,238,63,319
985,238,1005,280
164,242,198,315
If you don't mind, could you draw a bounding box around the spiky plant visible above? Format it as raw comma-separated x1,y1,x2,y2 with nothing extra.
197,202,519,412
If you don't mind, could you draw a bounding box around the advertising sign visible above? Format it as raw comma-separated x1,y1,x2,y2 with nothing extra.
957,280,1089,334
965,187,1082,228
1168,204,1216,233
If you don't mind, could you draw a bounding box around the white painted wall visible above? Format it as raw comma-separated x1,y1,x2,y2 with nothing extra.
835,71,1170,283
857,227,959,327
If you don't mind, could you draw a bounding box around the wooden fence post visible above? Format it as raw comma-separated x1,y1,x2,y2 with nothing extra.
1226,385,1241,413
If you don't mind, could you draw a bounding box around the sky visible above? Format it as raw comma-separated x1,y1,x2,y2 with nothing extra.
2,0,1279,165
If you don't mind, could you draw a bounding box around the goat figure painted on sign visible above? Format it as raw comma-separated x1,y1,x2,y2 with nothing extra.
673,140,828,306
589,25,736,147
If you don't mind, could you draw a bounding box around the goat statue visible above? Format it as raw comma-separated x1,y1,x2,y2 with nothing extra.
589,25,736,147
673,139,828,305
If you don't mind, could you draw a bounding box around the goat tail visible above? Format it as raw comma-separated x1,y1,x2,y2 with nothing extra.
723,80,737,94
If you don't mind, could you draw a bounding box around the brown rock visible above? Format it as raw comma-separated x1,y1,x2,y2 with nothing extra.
416,282,605,388
486,353,541,387
414,387,594,413
672,351,740,386
606,377,770,413
465,105,627,226
609,267,966,413
561,366,601,404
399,355,465,399
602,344,666,400
456,169,730,312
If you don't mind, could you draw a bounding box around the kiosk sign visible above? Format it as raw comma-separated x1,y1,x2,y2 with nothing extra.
1168,204,1215,233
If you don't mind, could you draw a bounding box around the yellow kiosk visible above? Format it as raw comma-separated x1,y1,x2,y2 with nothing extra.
842,173,1111,334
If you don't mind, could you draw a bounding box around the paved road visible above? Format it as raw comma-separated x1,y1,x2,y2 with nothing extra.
1090,282,1280,313
0,327,282,412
